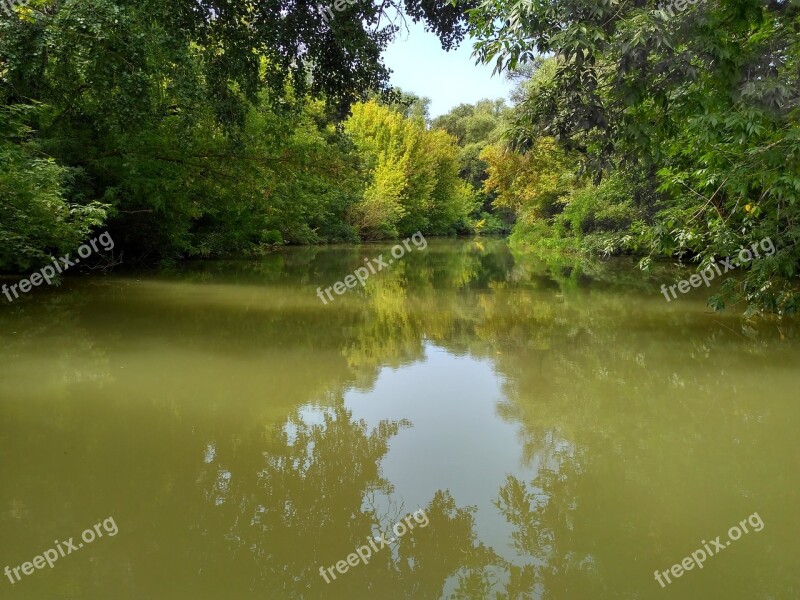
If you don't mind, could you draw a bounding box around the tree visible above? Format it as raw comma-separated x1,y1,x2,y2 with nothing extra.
344,100,477,238
0,106,107,271
469,0,800,313
0,0,476,268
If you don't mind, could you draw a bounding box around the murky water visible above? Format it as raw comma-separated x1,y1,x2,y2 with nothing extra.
1,239,798,599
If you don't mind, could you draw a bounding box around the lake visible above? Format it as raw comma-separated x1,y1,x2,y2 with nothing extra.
1,238,798,599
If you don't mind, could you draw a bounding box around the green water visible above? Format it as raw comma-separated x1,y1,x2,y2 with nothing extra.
1,239,798,599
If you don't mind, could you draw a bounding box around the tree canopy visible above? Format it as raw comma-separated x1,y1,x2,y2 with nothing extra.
2,0,798,314
0,0,481,267
468,0,800,313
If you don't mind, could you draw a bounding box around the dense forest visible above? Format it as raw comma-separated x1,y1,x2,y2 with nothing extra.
1,0,798,314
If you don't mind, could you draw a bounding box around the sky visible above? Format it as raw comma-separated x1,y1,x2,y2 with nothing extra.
381,20,513,119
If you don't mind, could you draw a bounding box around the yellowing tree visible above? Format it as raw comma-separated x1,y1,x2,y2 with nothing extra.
345,101,477,238
481,137,575,225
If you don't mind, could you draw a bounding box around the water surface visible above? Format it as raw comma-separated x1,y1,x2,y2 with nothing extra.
1,239,798,599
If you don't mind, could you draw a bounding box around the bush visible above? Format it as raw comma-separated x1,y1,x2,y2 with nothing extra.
0,107,108,272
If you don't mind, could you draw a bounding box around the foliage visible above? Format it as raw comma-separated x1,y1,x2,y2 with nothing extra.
431,99,512,236
432,99,508,202
0,106,107,271
383,88,433,124
344,101,477,239
554,167,659,242
0,0,478,270
469,0,800,313
481,136,576,221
